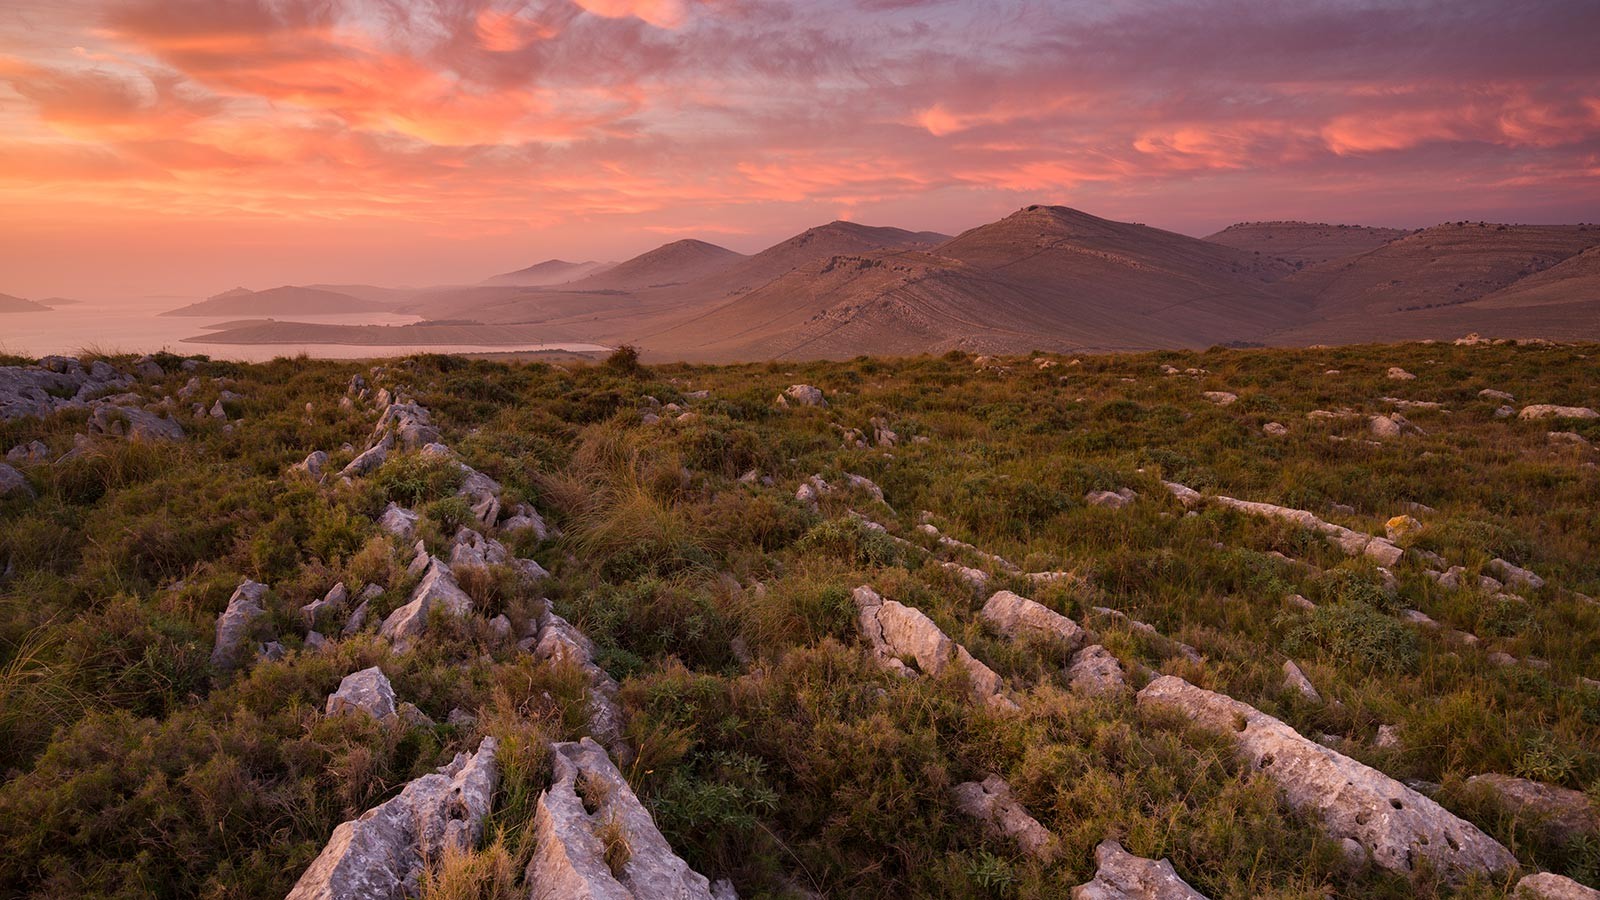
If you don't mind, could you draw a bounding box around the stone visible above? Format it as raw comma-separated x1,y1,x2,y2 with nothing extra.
950,775,1058,861
301,581,349,626
1375,724,1401,749
1489,558,1545,592
1519,405,1599,420
500,503,552,541
377,503,420,540
1163,481,1203,508
1465,774,1598,841
526,738,718,900
533,611,628,760
449,527,509,571
211,580,269,671
777,384,826,408
306,631,328,651
259,640,287,662
1385,515,1422,542
1137,676,1515,880
339,434,393,479
378,563,472,651
1387,367,1417,380
286,736,498,900
1202,391,1237,406
1263,422,1288,436
980,590,1086,654
1282,660,1324,703
1066,645,1130,698
1369,414,1419,439
6,440,48,464
1399,609,1438,628
326,666,399,722
89,405,185,443
294,450,328,478
939,561,990,590
1070,840,1208,899
0,463,32,499
1480,389,1515,402
852,585,1016,711
1515,873,1600,899
1199,490,1403,567
1288,594,1317,611
1086,488,1137,509
1495,405,1517,419
1550,431,1593,448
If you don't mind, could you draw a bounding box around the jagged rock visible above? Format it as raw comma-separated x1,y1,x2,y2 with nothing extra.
777,384,826,408
326,666,398,722
1370,413,1420,439
1283,660,1324,703
1488,558,1545,592
1202,490,1404,566
343,585,382,637
378,563,472,650
1202,391,1237,406
1465,774,1598,841
340,434,393,478
211,580,269,671
1385,515,1422,542
1138,675,1515,880
455,463,501,506
533,611,628,759
1515,873,1600,899
306,630,328,651
951,775,1058,861
0,463,32,499
1071,839,1208,899
526,738,717,900
295,450,328,478
1086,488,1137,509
89,405,185,443
6,440,48,464
286,736,498,900
259,640,287,662
851,585,1016,711
1263,422,1288,436
1163,481,1203,508
980,590,1086,653
500,502,552,541
301,581,349,626
1066,645,1129,698
449,527,509,571
471,493,500,528
1519,405,1599,420
377,503,420,540
1387,367,1417,381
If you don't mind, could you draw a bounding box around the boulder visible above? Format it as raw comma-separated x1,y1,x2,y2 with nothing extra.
1066,645,1130,698
1385,515,1422,542
301,581,349,626
1071,839,1208,899
1369,414,1420,439
1086,488,1137,509
377,503,420,540
950,775,1058,861
852,585,1016,711
1375,724,1401,749
526,738,718,900
1465,774,1597,841
1515,873,1600,899
1519,405,1599,420
211,580,269,671
1137,675,1515,880
1387,367,1417,380
1163,481,1203,508
777,384,826,408
325,666,399,722
449,527,509,571
1488,558,1545,592
0,463,32,499
89,405,185,443
1201,391,1237,406
287,736,498,900
339,434,393,479
1282,660,1324,703
533,611,628,760
378,563,472,651
980,590,1086,654
5,440,48,464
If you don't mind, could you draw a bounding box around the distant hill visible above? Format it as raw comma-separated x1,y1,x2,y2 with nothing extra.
482,260,614,287
0,293,50,313
563,240,743,292
1204,221,1411,269
161,286,392,317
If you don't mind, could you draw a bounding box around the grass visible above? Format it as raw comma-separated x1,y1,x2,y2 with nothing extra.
0,342,1597,897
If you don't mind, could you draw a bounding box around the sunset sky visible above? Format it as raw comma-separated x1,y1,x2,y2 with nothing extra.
2,0,1598,299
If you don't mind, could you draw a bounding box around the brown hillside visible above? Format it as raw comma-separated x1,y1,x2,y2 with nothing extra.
482,259,613,287
1203,221,1410,269
565,239,743,291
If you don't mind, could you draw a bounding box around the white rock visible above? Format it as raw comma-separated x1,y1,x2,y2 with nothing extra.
980,590,1086,654
1489,558,1545,592
378,563,472,651
325,666,398,722
1086,488,1137,509
1282,660,1324,703
1066,645,1130,698
1519,405,1599,420
211,580,269,671
377,503,420,540
852,585,1016,711
1071,839,1208,899
777,384,826,408
1263,422,1288,436
1387,367,1416,380
1479,389,1515,402
1202,391,1237,406
951,775,1058,861
1515,873,1600,899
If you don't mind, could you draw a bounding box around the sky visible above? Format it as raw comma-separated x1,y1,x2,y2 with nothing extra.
1,0,1598,299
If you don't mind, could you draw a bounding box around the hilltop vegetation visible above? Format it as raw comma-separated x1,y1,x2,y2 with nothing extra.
0,340,1597,898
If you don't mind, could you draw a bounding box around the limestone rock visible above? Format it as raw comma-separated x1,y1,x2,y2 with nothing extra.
777,384,826,408
1387,367,1417,380
1086,488,1137,509
211,580,269,671
1066,645,1130,698
1465,773,1597,841
500,502,552,541
377,503,419,540
1163,481,1203,508
852,585,1016,711
526,737,717,900
340,434,393,479
1515,873,1600,899
980,590,1086,654
1282,660,1324,704
287,736,498,900
301,581,350,626
1375,724,1401,749
1071,840,1208,899
1263,422,1288,436
1479,389,1515,402
533,611,628,760
6,440,48,464
951,775,1058,861
89,405,185,443
1489,558,1545,592
1550,431,1593,448
1370,413,1420,439
1202,391,1237,406
0,463,32,499
1205,491,1403,566
295,450,328,479
1385,515,1422,542
1137,675,1515,880
1519,405,1599,420
326,666,399,722
378,563,472,651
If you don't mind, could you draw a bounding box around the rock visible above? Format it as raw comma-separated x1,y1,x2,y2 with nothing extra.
852,585,1016,711
488,614,512,642
1520,405,1599,420
1399,609,1438,628
1086,488,1137,509
6,440,48,464
870,416,898,447
294,450,328,478
938,561,990,590
398,702,435,728
533,611,628,760
377,503,420,540
500,502,552,541
286,736,498,900
301,581,349,626
1263,422,1288,436
0,463,32,499
342,587,380,637
1202,391,1237,406
777,384,826,408
1387,367,1416,380
1287,594,1317,611
1137,675,1515,880
1375,724,1401,749
1549,431,1593,448
1489,558,1545,592
211,580,269,671
1495,405,1517,418
1163,481,1203,508
1515,873,1600,899
1480,389,1515,402
306,631,328,651
1066,645,1130,698
89,406,185,443
259,640,286,662
378,563,472,651
325,666,399,722
1071,839,1208,899
980,590,1086,654
527,737,718,900
951,775,1058,861
1282,660,1324,703
447,708,478,729
449,527,509,571
1203,490,1404,566
1369,413,1420,439
1385,515,1422,542
1465,774,1598,841
470,493,500,528
339,434,393,478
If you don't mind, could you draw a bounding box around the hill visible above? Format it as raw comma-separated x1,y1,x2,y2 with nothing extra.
0,293,51,313
482,259,613,287
161,286,393,317
1203,221,1411,269
563,239,743,291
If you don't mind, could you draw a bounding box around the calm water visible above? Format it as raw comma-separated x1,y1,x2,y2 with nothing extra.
0,303,608,361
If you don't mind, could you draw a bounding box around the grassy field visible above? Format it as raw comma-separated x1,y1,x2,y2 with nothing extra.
0,341,1596,898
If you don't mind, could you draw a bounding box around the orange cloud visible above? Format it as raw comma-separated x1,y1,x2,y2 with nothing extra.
570,0,689,29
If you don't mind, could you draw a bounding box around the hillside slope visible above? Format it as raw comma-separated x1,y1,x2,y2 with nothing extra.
482,259,613,287
1204,221,1410,269
0,293,51,313
162,286,391,317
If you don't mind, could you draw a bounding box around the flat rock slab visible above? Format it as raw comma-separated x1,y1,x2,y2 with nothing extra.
1138,675,1515,881
526,737,718,900
950,775,1058,861
1516,873,1600,899
981,590,1086,654
1465,773,1597,840
287,736,498,900
1071,840,1208,899
853,585,1016,711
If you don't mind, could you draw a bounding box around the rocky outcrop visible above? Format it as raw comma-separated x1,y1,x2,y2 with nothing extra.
0,359,133,421
776,384,826,408
1519,405,1599,420
980,590,1086,654
852,585,1016,711
89,405,185,443
1138,675,1515,880
1200,490,1404,567
6,440,48,464
377,503,419,540
1202,391,1237,406
1282,660,1324,703
287,736,498,900
339,434,393,479
1515,873,1600,899
1086,488,1137,509
525,737,718,900
326,667,399,722
1488,558,1545,592
378,561,472,651
950,776,1058,861
1071,840,1208,899
211,580,269,671
0,463,32,499
531,610,628,760
1066,645,1130,698
1465,773,1597,841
